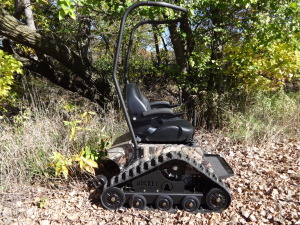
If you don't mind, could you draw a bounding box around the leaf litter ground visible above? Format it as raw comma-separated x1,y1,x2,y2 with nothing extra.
1,132,299,224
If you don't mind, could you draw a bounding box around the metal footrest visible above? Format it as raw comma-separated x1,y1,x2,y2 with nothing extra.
203,154,234,179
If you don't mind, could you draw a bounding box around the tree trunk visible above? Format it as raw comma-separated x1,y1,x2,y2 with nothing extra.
0,7,112,107
14,0,22,19
22,0,36,30
168,22,187,73
23,55,105,105
168,15,195,121
153,25,161,67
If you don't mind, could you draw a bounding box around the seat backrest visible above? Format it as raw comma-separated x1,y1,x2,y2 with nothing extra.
126,83,151,116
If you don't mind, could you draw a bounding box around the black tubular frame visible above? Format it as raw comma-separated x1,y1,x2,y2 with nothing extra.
112,1,188,152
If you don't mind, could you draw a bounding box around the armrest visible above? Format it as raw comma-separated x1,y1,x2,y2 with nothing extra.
150,101,179,108
142,108,186,118
142,108,174,117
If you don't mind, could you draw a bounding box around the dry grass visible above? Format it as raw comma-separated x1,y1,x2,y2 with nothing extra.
223,90,300,144
0,78,126,192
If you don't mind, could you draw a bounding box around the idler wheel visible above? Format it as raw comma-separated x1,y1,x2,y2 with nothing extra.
205,188,229,210
155,195,173,211
182,196,200,212
101,187,125,210
96,175,107,186
129,194,147,210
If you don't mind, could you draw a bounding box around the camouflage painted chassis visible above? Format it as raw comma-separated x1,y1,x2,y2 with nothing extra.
105,141,213,174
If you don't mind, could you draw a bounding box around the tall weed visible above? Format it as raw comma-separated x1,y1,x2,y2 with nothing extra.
223,90,300,144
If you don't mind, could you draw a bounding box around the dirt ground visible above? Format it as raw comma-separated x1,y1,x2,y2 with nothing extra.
1,132,299,225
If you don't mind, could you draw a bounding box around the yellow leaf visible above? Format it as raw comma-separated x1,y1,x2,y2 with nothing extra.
62,166,69,178
78,148,85,157
85,165,95,175
79,160,84,170
86,159,98,168
73,156,81,161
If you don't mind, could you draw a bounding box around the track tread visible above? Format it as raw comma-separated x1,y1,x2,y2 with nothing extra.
103,151,231,213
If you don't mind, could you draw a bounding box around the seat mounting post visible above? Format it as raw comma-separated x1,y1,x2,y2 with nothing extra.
134,147,144,159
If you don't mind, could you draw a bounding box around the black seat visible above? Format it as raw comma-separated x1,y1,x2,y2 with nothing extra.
126,83,194,143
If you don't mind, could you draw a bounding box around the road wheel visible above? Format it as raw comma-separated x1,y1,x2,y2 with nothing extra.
182,196,200,212
129,194,147,210
155,195,173,211
205,188,229,211
101,187,125,210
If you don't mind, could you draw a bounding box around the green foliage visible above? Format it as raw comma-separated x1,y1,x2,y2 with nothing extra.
63,110,98,141
13,108,32,126
0,50,23,99
3,0,300,95
73,146,99,174
174,0,300,92
224,39,300,92
0,0,15,11
57,0,77,20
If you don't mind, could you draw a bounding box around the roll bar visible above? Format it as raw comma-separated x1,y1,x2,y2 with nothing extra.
123,18,183,84
112,1,188,153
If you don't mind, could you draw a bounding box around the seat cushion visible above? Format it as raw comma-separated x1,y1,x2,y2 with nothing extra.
134,117,194,143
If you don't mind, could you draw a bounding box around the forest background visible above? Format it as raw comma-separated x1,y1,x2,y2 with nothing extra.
0,0,299,223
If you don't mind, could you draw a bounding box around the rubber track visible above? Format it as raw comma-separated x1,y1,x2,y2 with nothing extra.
104,151,231,212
